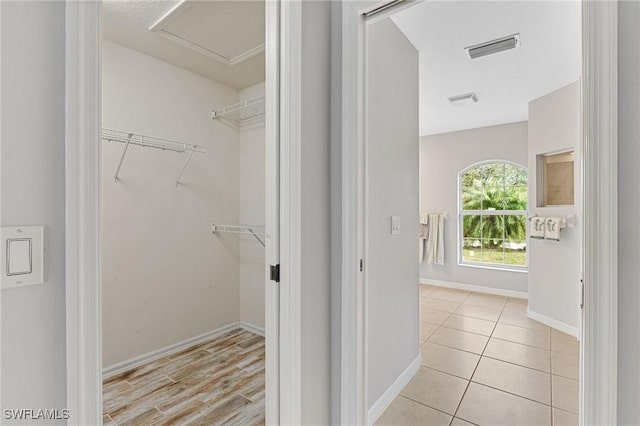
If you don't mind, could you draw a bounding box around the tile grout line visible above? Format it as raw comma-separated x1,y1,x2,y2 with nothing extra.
422,290,470,426
448,294,508,425
425,338,489,357
423,291,512,316
414,363,477,383
421,290,577,426
152,406,165,420
413,363,573,408
437,323,496,338
480,353,551,375
467,381,553,409
154,403,168,416
468,299,570,421
424,338,487,357
489,335,550,351
397,394,463,421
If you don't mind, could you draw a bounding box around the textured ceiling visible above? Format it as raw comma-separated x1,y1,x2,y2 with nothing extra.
159,1,264,62
102,1,265,90
391,1,581,136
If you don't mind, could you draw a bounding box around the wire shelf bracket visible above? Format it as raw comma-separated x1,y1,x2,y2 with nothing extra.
101,128,205,187
211,95,266,131
211,224,265,247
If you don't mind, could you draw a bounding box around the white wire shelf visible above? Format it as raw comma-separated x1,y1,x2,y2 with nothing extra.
211,224,265,247
101,128,205,187
211,95,265,130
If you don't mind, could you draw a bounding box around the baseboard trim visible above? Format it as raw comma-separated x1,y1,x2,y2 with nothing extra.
103,322,244,379
367,354,421,425
527,308,580,338
240,321,265,337
420,278,528,299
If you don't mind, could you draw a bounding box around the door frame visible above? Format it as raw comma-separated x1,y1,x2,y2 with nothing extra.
339,1,618,425
64,1,303,424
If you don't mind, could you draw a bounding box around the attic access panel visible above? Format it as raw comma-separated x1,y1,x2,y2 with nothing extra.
149,1,265,66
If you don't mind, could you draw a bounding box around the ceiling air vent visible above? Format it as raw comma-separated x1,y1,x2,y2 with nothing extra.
465,34,520,59
448,92,479,107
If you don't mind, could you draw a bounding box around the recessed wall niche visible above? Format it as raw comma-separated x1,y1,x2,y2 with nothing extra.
537,150,575,206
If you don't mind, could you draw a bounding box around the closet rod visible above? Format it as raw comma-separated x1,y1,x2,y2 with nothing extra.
101,128,205,185
211,224,266,247
101,128,205,153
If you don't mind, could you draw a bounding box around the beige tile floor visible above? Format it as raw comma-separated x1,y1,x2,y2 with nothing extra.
376,284,580,426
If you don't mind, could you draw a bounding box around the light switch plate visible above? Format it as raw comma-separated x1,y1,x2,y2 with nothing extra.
391,216,400,235
7,239,32,275
1,226,44,289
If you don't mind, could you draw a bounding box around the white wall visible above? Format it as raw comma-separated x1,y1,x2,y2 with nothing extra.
101,40,241,366
238,82,265,330
527,82,581,334
617,2,640,424
0,1,67,422
366,18,419,408
420,122,529,294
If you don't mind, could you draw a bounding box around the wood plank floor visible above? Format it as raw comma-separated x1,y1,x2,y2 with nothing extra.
103,329,265,425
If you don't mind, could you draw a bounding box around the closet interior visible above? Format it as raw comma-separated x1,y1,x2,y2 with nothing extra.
99,1,268,424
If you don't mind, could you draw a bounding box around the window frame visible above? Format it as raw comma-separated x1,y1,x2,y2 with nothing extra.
457,160,529,272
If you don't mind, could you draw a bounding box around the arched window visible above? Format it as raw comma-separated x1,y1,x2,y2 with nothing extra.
459,161,528,270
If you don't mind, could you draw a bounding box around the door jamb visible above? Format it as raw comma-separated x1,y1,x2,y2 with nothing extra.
64,1,302,424
276,0,303,424
580,2,618,425
339,1,618,425
65,3,102,424
265,0,281,424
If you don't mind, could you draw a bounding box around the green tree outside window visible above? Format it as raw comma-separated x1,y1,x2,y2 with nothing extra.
460,162,528,268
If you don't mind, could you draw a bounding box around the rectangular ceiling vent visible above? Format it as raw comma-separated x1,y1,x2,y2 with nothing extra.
448,92,479,107
465,33,520,59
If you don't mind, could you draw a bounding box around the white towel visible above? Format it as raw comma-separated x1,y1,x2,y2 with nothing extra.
426,214,445,265
530,217,546,239
545,217,562,241
419,223,429,263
